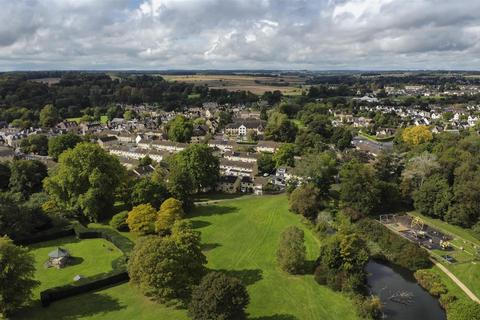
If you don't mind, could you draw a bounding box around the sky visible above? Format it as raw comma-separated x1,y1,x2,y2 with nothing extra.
1,0,480,71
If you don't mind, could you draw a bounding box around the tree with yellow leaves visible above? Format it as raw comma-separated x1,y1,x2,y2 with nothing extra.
155,198,185,234
402,125,433,146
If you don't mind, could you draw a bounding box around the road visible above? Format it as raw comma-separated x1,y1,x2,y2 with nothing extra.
430,258,480,303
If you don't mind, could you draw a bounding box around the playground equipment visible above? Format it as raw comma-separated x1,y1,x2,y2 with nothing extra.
411,216,425,231
440,240,451,250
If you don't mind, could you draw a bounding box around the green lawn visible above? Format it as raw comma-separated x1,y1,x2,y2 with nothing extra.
29,237,123,297
14,195,358,320
189,195,357,319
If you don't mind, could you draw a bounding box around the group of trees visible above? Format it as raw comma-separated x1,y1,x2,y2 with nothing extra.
126,198,184,235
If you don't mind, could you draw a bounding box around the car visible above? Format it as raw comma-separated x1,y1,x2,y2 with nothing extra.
442,255,456,263
263,173,269,177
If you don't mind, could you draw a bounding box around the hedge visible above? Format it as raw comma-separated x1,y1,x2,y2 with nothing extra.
14,227,75,246
40,271,129,307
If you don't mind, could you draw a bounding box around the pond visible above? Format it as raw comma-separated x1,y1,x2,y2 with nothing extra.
366,260,446,320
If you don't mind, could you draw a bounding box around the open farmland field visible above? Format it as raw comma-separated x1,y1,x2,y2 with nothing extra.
161,74,309,95
14,195,358,320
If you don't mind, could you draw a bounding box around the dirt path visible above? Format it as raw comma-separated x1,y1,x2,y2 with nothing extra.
430,258,480,303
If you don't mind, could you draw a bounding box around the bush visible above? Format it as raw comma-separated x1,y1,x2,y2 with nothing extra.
448,300,480,320
276,226,306,274
356,219,431,271
414,270,447,296
110,211,129,231
189,272,249,320
126,204,157,235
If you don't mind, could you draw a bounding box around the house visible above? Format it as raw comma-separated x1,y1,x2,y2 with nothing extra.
223,151,258,163
56,121,79,132
253,177,269,195
208,139,237,152
0,146,14,161
97,136,118,148
240,176,254,193
216,175,239,193
132,164,156,177
256,140,280,153
219,158,255,177
150,140,187,153
224,119,266,137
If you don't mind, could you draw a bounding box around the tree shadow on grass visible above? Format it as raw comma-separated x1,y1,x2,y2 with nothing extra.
28,236,81,249
249,314,298,320
13,292,125,320
201,243,221,252
191,205,237,218
191,220,211,229
214,269,263,286
67,256,84,267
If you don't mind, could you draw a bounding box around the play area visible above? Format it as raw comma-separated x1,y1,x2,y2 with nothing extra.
379,214,480,264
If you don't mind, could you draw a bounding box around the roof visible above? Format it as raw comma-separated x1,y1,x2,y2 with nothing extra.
219,175,238,184
48,247,70,259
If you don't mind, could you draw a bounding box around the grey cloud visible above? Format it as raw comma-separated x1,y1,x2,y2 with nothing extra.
0,0,479,70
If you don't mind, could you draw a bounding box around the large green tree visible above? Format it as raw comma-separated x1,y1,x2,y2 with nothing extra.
289,184,322,220
20,134,49,156
130,177,169,209
339,161,381,218
128,220,206,301
294,152,337,196
167,144,219,204
167,115,193,143
9,160,47,198
189,272,249,320
39,104,60,128
0,162,10,191
48,132,82,161
413,174,452,219
273,143,296,167
0,236,39,317
44,142,126,221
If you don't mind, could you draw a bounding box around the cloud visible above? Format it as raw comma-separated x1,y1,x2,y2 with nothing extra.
0,0,479,70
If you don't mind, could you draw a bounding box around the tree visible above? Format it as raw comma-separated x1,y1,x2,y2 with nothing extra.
126,204,157,235
264,112,297,142
339,161,381,218
331,127,352,150
20,134,49,155
130,178,169,209
294,152,337,196
44,142,126,221
189,272,249,320
167,115,193,143
0,162,10,191
9,160,47,198
273,143,295,167
123,110,136,121
0,236,39,317
155,198,184,234
401,152,440,196
257,153,276,175
413,174,452,219
277,226,306,274
289,184,322,220
138,155,153,167
402,125,433,146
167,144,219,204
110,211,129,231
128,221,206,301
48,133,82,161
39,104,59,127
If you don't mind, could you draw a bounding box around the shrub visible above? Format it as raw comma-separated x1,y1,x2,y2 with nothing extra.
276,226,306,274
414,270,447,296
189,272,249,320
110,211,129,231
448,300,480,320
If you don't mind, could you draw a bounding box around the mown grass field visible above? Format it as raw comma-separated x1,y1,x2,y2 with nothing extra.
162,74,307,95
14,195,359,320
67,115,108,124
